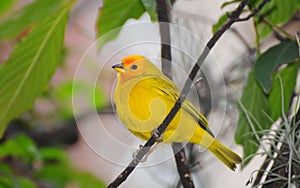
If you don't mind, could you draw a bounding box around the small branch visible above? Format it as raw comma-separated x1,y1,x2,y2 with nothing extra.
108,0,267,187
246,0,294,40
234,0,270,22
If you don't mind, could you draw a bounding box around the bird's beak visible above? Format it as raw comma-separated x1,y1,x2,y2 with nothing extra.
112,63,125,73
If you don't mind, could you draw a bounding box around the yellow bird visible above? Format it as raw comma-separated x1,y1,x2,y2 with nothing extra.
112,55,242,171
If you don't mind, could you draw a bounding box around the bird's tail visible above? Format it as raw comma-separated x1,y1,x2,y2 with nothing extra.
208,139,242,171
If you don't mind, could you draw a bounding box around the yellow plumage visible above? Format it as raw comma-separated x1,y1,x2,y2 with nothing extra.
112,55,242,171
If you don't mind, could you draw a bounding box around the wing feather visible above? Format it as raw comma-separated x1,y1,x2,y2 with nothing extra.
143,75,215,137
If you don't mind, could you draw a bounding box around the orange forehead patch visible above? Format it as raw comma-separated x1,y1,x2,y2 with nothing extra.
122,55,145,66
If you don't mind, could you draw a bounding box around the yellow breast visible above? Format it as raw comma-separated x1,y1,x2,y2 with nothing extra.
114,76,199,142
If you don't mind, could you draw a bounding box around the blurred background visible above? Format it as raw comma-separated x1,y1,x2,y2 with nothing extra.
0,0,299,187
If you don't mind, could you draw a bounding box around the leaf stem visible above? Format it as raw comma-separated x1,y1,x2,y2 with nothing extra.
260,17,294,40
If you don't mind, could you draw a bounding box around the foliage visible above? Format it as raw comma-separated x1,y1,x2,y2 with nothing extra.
0,1,72,137
249,0,300,39
141,0,157,21
213,1,300,166
254,40,299,93
0,0,108,186
268,62,298,119
0,0,15,15
0,134,106,187
0,0,66,39
235,60,298,166
96,0,160,50
236,41,299,166
214,0,300,39
234,70,272,165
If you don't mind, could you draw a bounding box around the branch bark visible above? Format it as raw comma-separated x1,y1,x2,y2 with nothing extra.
108,1,252,187
156,0,172,78
156,1,195,187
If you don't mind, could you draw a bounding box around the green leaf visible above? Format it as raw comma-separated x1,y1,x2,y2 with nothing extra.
0,176,12,187
37,148,106,188
254,0,300,39
220,0,240,9
0,176,37,188
96,0,145,50
269,62,299,120
0,134,40,162
212,14,227,34
0,3,71,137
0,0,65,39
36,148,74,187
16,178,37,188
0,0,15,15
141,0,157,21
235,70,272,166
255,40,299,93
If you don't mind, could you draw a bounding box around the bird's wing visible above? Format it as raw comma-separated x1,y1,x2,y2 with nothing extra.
181,100,215,137
146,75,215,137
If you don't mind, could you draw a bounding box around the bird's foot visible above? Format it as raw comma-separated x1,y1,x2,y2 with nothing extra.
151,128,163,142
132,145,148,163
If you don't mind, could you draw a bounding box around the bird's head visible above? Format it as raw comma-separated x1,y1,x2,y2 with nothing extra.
112,55,160,81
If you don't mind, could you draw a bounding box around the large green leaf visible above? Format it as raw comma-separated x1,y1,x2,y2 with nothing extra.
269,62,299,120
255,40,299,93
96,0,145,50
235,70,272,166
0,0,64,39
0,4,71,137
0,0,15,14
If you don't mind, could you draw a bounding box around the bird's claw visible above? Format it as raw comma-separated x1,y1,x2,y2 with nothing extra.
132,145,148,163
151,128,163,142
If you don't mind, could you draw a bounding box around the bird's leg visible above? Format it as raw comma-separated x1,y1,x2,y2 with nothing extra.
151,128,163,142
132,143,160,162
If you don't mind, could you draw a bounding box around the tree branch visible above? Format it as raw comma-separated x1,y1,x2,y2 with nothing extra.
156,0,172,78
108,0,255,187
172,143,195,188
156,0,195,187
234,0,270,22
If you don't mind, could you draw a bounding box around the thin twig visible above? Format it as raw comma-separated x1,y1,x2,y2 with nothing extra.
235,0,270,22
108,0,258,187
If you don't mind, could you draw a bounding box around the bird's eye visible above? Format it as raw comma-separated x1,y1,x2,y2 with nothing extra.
131,64,138,70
